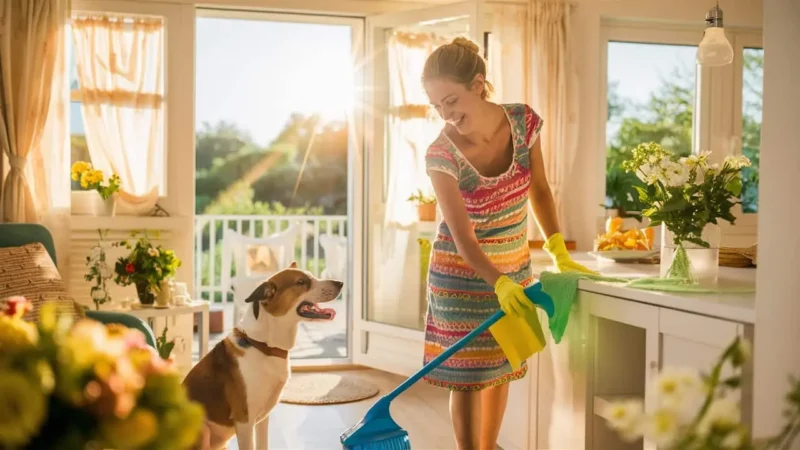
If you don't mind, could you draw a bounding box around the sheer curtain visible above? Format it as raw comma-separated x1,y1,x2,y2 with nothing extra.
384,31,447,227
529,0,579,240
71,15,164,196
0,0,69,223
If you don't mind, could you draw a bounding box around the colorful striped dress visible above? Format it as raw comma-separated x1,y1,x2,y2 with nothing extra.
422,103,543,391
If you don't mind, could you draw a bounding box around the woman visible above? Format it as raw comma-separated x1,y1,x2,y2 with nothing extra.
421,36,594,450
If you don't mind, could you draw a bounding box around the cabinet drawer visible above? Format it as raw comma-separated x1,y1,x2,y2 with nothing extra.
659,308,741,348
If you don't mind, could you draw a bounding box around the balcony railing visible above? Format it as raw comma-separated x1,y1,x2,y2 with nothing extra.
194,214,348,302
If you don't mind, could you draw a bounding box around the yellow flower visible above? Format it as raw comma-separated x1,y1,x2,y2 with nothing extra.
643,408,680,447
0,371,47,447
101,408,158,448
71,161,92,181
0,314,38,350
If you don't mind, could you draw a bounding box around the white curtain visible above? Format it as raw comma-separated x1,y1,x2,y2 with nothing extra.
488,4,532,238
528,0,579,240
0,0,70,224
71,15,164,196
384,31,447,227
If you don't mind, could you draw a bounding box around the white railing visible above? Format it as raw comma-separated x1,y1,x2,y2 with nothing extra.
194,214,347,303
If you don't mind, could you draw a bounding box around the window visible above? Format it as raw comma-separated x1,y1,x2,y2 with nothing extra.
68,14,166,195
605,40,698,216
740,47,763,213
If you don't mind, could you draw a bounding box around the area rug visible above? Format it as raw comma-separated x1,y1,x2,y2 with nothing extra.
279,373,380,405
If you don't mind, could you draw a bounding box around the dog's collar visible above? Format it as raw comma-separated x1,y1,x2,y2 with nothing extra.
232,328,289,359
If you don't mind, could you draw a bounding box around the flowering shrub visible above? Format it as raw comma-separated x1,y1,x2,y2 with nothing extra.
621,143,751,248
71,161,121,200
0,296,204,449
113,232,181,303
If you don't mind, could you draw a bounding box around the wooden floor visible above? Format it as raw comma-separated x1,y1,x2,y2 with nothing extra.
227,369,455,450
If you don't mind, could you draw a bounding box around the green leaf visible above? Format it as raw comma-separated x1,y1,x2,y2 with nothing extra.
725,177,743,197
661,195,689,213
634,185,650,203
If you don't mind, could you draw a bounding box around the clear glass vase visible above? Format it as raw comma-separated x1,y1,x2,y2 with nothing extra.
659,224,721,284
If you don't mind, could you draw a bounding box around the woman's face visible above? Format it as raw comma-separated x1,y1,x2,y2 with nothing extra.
424,77,484,135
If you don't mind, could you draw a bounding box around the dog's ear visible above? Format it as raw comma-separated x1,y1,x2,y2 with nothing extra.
289,261,298,269
244,281,276,320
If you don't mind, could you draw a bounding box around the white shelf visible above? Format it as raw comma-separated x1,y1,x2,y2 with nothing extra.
70,215,189,231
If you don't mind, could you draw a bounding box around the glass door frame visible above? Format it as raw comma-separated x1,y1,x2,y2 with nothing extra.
354,1,485,376
195,8,365,368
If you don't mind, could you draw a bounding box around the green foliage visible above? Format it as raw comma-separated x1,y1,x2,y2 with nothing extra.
407,188,436,205
195,114,348,216
606,55,763,215
156,327,175,360
112,232,182,296
84,229,112,310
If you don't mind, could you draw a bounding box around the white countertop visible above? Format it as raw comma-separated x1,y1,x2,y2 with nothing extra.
530,251,757,324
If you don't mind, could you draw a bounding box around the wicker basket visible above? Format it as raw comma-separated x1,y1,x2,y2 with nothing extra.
719,245,758,268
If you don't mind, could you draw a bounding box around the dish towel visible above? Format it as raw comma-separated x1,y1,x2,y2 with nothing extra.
538,271,756,344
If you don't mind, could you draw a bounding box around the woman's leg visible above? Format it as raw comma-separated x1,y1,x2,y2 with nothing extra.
450,390,482,450
478,383,510,450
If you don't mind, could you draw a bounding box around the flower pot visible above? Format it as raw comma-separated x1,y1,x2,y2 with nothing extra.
660,224,721,284
135,281,156,306
71,191,116,216
417,203,437,222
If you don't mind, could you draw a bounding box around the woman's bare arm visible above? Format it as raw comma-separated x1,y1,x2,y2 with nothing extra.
527,137,560,238
429,171,504,286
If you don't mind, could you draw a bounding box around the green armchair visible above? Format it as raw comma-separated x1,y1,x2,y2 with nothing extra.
0,223,157,348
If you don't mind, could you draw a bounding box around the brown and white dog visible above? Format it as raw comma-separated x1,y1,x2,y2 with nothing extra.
183,262,342,450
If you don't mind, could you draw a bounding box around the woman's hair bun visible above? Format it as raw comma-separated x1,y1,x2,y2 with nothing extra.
451,36,479,54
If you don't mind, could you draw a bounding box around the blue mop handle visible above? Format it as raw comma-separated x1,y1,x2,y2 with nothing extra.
383,281,551,403
384,308,506,402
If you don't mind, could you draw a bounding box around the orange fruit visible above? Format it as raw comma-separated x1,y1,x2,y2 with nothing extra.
605,217,624,234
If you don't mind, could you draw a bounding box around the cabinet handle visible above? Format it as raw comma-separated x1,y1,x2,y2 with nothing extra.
650,361,658,370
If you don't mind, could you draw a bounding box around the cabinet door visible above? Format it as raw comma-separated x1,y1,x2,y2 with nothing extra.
588,292,660,450
658,309,745,394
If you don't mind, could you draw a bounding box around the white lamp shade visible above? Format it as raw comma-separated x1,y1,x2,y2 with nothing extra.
697,27,734,67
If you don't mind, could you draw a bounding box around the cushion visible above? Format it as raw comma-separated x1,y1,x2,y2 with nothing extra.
245,244,280,275
0,243,82,322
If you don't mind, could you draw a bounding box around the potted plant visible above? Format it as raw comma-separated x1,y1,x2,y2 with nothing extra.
0,297,204,449
408,189,437,222
112,232,181,306
84,229,112,310
70,161,121,216
621,142,750,283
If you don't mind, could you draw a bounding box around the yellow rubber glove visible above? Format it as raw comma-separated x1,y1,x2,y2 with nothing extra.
494,275,533,318
543,233,598,275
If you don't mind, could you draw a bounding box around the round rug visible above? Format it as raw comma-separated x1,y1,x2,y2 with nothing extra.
279,373,380,405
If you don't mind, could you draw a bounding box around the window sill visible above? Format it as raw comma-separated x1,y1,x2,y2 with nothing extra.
69,215,189,231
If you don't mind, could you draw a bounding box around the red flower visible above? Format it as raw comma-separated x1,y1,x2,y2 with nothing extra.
125,263,135,274
4,296,32,317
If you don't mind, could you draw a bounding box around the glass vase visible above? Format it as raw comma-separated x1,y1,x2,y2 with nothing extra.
660,224,721,284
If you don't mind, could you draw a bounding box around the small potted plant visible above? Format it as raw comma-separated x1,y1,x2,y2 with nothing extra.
70,161,121,216
112,232,181,306
84,229,112,310
408,189,437,222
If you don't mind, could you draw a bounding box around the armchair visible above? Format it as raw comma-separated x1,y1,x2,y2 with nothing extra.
0,223,157,348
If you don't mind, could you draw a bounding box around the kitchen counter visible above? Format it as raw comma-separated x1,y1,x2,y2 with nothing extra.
529,250,757,324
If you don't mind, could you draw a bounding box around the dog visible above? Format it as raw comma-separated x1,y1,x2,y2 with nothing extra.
183,262,342,450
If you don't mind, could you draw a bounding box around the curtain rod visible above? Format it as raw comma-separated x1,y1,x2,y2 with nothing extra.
484,1,579,8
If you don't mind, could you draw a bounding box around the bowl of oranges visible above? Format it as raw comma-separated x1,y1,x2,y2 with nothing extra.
590,217,658,262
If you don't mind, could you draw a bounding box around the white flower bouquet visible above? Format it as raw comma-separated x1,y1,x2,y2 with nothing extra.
621,142,751,280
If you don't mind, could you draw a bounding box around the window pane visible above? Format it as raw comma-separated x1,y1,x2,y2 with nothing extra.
605,41,698,216
70,101,90,190
741,47,763,213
